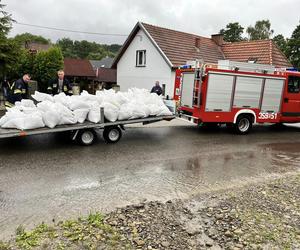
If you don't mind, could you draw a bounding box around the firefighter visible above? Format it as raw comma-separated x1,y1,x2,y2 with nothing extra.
47,70,73,95
151,81,163,95
5,74,31,108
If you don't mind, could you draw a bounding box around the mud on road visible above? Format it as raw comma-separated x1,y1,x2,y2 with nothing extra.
0,122,300,241
2,172,300,249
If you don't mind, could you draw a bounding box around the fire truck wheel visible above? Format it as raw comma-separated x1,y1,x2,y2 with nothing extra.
103,126,122,143
235,115,252,134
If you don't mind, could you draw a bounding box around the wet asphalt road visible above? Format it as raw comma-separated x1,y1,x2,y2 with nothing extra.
1,122,300,238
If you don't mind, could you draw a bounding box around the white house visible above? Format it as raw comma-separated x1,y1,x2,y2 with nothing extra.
112,22,175,97
112,22,291,98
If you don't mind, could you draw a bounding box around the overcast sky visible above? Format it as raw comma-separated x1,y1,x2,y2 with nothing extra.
4,0,300,45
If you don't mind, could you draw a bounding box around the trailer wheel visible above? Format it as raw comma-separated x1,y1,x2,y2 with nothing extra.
77,129,97,146
235,115,252,134
103,126,122,143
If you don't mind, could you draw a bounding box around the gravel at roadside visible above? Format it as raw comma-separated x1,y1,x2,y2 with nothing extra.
1,173,299,250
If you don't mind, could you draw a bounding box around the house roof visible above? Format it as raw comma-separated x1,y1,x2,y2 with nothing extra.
222,40,292,68
24,42,51,52
90,57,114,69
96,68,116,83
64,58,96,77
112,22,291,69
141,23,225,67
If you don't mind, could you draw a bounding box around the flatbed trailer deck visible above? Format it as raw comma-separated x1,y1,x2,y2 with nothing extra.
0,110,175,145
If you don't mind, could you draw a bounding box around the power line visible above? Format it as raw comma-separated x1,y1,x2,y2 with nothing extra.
15,21,128,37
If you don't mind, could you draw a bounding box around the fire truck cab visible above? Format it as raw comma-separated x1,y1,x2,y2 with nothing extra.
174,60,300,134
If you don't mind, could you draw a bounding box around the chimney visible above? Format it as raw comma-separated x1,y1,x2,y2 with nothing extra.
195,37,201,48
211,34,224,46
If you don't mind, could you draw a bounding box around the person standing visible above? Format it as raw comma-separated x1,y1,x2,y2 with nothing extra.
2,78,9,99
47,70,72,95
151,80,163,95
5,74,31,108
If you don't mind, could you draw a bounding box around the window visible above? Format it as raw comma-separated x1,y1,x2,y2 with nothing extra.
288,76,300,93
136,50,146,67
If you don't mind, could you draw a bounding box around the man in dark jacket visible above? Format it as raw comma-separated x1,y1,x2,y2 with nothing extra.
5,74,31,108
47,70,72,95
151,81,163,95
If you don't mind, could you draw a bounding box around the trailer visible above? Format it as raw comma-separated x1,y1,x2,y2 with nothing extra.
174,60,300,134
0,108,175,145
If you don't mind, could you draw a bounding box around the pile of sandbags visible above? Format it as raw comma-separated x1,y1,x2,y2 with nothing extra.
0,88,173,130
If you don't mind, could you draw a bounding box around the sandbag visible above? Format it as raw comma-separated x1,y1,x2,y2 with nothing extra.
118,104,133,120
32,91,54,102
2,114,44,130
0,115,9,126
74,109,89,123
88,103,101,123
23,114,45,130
101,102,119,122
21,107,39,115
53,93,71,107
37,101,55,113
21,99,36,108
69,100,91,110
59,115,77,125
148,104,162,116
2,117,25,130
157,106,172,116
42,110,61,128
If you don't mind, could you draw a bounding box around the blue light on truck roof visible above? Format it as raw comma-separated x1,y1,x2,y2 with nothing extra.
287,67,298,71
179,65,192,69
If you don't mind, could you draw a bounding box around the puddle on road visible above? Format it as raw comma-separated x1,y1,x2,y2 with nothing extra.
1,141,300,239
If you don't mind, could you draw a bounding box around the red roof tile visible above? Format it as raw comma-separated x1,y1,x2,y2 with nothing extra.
112,22,291,69
222,40,292,68
64,58,95,77
142,23,225,67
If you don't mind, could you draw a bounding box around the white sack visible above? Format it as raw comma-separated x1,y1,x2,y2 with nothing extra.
32,91,54,102
2,118,25,130
37,101,55,113
23,114,45,130
69,100,91,110
21,99,36,108
118,104,133,120
0,115,9,126
42,111,61,128
2,114,44,130
53,93,71,107
88,103,101,123
101,102,119,122
58,115,77,125
74,109,89,123
157,106,172,116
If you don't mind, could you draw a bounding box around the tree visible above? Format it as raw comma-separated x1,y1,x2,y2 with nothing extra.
33,47,64,91
14,33,50,46
0,0,21,79
246,20,274,40
273,34,287,54
0,38,22,79
56,38,75,58
0,0,13,36
286,22,300,68
220,22,245,42
56,38,121,60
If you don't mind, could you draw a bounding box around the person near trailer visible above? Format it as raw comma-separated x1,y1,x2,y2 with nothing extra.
151,80,163,95
5,74,31,108
2,78,9,99
47,70,73,95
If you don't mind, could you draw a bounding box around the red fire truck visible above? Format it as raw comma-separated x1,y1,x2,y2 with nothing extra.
174,60,300,134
